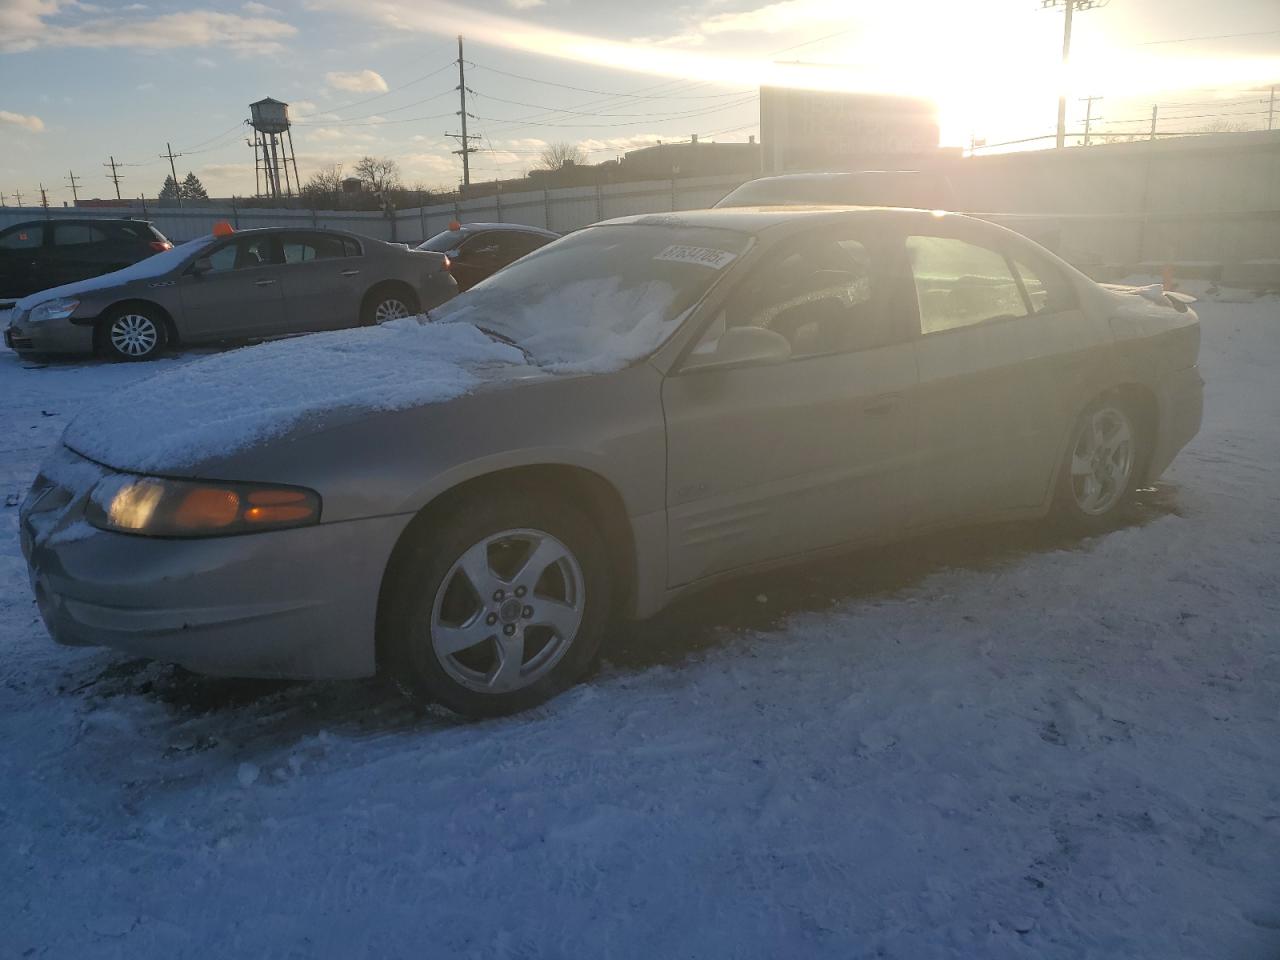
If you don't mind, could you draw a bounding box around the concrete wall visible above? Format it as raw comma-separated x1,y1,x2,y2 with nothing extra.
952,130,1280,272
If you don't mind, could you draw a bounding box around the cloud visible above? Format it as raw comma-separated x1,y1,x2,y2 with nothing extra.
242,0,281,13
0,110,45,132
325,69,388,93
0,1,296,54
506,0,545,7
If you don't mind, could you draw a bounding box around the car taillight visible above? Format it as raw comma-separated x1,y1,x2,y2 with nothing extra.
150,240,173,252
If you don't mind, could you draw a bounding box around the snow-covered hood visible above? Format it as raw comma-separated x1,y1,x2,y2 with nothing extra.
15,236,212,310
1099,282,1197,308
62,319,530,474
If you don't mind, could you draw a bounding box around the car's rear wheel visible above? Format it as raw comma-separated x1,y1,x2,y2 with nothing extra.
383,492,612,717
1054,398,1143,529
361,286,418,326
100,306,166,361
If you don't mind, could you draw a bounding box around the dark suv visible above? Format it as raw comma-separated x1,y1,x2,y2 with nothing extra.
0,218,173,300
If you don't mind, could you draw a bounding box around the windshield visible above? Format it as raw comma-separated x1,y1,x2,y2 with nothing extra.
417,229,466,252
431,223,752,372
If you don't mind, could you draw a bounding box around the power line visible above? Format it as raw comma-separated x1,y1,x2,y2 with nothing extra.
475,95,757,130
466,63,751,100
293,57,457,120
1134,28,1280,46
292,88,456,125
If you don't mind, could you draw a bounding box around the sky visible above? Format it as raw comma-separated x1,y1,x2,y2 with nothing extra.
1,0,1278,205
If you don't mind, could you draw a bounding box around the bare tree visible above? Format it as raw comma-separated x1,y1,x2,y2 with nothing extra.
538,142,587,171
300,164,345,208
353,156,401,193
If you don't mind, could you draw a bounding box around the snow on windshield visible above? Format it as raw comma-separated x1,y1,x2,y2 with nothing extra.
439,276,682,374
63,318,526,472
431,225,751,372
16,236,213,309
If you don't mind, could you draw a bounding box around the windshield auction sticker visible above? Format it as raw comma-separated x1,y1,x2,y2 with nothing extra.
654,245,738,270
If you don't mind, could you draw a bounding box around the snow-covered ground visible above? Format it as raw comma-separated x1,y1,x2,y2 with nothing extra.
1,296,1278,959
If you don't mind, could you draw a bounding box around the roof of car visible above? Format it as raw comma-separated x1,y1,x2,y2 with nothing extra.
449,222,560,238
596,206,966,233
3,217,155,227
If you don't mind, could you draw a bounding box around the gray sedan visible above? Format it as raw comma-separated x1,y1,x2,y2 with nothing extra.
4,226,456,360
20,207,1203,716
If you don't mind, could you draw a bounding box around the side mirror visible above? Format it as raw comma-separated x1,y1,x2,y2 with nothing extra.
190,256,213,276
684,325,791,372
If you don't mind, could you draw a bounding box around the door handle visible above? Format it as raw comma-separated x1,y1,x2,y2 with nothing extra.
254,278,277,287
340,269,360,277
864,394,904,416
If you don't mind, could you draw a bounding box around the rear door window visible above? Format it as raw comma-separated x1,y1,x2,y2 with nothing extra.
53,223,109,247
905,235,1028,335
1,225,45,249
280,232,348,264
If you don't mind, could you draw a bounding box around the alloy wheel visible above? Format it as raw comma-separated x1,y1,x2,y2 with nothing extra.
109,314,159,357
430,528,585,694
1069,405,1135,515
373,298,410,323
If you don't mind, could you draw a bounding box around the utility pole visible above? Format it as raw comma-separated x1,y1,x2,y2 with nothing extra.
446,34,481,190
1149,104,1158,141
1043,0,1103,149
1080,95,1102,146
161,141,183,207
65,169,82,206
1269,85,1276,132
13,188,23,207
38,184,50,209
104,155,124,200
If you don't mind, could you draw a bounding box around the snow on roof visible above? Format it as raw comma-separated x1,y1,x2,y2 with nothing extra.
63,318,526,473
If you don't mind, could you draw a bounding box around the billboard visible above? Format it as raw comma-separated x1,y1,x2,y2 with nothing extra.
759,87,940,173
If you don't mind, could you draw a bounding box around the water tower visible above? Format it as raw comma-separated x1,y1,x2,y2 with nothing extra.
248,97,300,200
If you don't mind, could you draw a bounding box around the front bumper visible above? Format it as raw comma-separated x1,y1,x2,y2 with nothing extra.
5,310,95,355
1147,363,1204,480
21,447,412,679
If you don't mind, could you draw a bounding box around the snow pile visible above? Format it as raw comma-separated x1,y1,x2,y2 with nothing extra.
15,237,212,309
63,318,526,471
437,277,683,373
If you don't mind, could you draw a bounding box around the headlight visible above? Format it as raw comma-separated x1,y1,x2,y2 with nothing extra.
86,475,321,537
30,298,81,322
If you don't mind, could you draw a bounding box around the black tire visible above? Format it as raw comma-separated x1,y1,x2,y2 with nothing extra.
1053,396,1146,532
99,305,167,361
382,490,613,718
360,286,419,326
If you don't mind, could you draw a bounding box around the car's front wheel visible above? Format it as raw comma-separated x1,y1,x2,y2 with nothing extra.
1054,397,1144,529
383,492,612,717
100,306,166,361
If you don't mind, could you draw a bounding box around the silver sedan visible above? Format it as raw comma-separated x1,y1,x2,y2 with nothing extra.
4,226,456,360
20,207,1203,716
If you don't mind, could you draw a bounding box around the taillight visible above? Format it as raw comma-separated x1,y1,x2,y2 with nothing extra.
150,240,173,252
